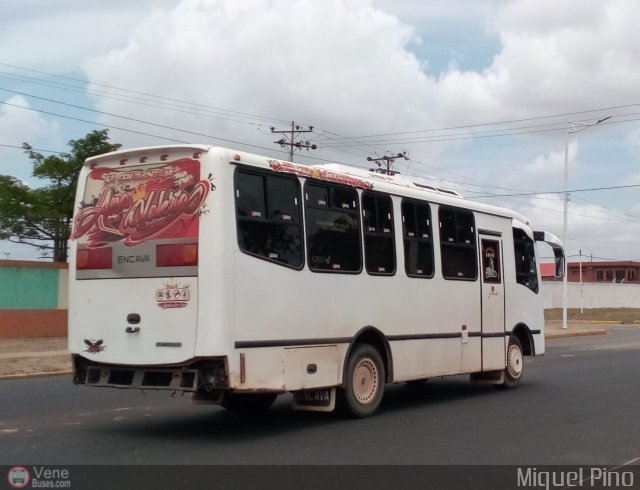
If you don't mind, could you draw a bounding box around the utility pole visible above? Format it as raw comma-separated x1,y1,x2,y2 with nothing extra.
561,115,611,329
367,152,408,176
579,249,583,314
271,121,317,162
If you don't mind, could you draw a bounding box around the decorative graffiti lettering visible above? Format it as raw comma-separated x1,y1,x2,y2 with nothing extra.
269,160,374,190
73,159,209,247
119,181,209,244
102,167,176,184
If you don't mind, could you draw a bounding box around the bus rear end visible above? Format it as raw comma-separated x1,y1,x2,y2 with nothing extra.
68,145,224,398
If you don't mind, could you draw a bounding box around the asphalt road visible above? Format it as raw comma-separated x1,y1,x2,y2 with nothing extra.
1,326,639,466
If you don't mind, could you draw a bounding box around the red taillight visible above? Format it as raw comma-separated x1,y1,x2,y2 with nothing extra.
77,247,113,270
156,243,198,267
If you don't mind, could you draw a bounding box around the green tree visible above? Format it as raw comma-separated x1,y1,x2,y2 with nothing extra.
0,129,121,262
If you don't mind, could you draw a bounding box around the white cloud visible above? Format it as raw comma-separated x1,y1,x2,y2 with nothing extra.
0,1,180,71
83,0,640,149
85,0,433,147
516,141,578,188
490,0,640,114
4,0,640,260
0,95,62,183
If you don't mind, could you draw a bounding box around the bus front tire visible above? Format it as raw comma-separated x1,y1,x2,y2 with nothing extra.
339,344,385,418
221,392,278,412
501,336,524,389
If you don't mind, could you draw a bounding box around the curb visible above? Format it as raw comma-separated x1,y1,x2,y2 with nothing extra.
0,370,72,381
545,329,607,339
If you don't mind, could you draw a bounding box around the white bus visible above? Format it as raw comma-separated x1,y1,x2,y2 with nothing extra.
69,145,563,417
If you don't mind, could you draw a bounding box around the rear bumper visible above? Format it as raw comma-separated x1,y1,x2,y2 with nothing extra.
72,355,228,392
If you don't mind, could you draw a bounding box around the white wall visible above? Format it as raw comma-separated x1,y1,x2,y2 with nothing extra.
541,281,640,309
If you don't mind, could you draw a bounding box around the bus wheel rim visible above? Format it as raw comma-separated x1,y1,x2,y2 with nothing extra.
352,358,379,404
507,344,523,379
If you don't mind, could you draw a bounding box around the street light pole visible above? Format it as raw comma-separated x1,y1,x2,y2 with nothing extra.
562,127,570,329
561,116,611,329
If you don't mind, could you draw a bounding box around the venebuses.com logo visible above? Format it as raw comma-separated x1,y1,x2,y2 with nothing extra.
7,466,30,489
6,466,71,488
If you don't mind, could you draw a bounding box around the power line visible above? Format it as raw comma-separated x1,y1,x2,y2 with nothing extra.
6,61,640,176
314,102,640,142
471,183,640,199
5,60,640,149
5,93,640,202
0,96,286,154
0,143,67,154
404,158,538,194
0,71,285,129
0,62,290,125
571,195,640,224
5,62,640,208
0,101,189,145
316,115,640,148
0,86,405,172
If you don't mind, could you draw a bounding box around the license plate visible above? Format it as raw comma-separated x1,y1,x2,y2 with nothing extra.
292,387,336,412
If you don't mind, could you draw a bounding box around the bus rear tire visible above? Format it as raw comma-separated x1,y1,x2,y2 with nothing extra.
500,336,524,389
339,344,385,418
221,392,278,412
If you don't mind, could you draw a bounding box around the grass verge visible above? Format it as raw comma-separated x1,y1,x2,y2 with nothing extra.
545,308,640,324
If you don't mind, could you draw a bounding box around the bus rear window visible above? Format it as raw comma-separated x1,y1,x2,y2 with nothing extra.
73,158,209,279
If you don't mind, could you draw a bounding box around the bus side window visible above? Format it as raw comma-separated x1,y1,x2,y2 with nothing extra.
362,192,395,275
439,207,477,280
234,169,303,269
513,228,539,293
402,199,434,278
305,182,361,273
235,172,265,218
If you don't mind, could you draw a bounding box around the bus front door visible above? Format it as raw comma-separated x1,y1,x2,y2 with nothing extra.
479,236,506,371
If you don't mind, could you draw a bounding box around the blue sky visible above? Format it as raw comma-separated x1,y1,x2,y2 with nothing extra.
1,0,639,262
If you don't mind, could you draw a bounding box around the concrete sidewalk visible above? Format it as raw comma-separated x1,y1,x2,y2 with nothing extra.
0,349,68,360
0,337,71,379
545,322,608,339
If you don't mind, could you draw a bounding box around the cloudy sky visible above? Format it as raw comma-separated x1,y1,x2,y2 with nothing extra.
1,0,640,263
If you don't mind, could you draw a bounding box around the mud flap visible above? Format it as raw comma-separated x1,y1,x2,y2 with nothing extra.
292,387,336,412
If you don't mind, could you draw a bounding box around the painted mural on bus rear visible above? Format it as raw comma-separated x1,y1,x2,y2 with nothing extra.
69,145,564,418
73,158,209,275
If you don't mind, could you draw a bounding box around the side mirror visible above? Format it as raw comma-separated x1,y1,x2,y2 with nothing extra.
534,230,565,278
555,251,565,278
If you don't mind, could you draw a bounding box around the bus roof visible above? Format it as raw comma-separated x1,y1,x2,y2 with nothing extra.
84,144,532,228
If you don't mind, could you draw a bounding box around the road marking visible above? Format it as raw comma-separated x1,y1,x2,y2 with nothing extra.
588,342,640,351
619,456,640,467
574,456,640,487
